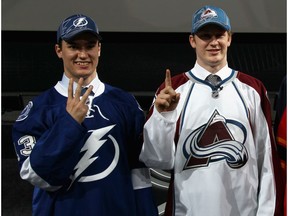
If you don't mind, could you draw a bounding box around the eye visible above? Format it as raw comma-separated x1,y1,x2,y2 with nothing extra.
67,44,77,49
87,44,96,49
216,33,225,39
197,33,211,40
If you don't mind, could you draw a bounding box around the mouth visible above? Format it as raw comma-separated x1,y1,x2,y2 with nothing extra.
207,49,220,55
75,62,90,66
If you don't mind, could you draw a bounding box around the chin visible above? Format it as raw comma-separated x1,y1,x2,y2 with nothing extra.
209,57,224,64
81,72,96,79
76,69,92,75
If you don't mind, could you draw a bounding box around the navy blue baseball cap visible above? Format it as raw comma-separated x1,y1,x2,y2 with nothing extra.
57,14,102,43
192,5,231,34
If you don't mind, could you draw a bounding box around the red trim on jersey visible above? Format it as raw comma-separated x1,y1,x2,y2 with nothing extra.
276,107,287,148
237,72,285,216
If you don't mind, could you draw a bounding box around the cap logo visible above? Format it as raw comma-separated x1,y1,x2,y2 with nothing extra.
57,14,101,42
201,9,218,20
73,17,88,28
192,6,230,34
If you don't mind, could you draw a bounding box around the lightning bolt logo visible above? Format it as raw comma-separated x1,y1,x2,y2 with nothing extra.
73,17,88,27
68,125,118,189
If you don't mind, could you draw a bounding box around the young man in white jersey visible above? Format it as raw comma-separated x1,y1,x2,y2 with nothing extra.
140,5,284,216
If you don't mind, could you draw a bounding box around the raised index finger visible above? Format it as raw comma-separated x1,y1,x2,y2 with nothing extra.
165,69,172,87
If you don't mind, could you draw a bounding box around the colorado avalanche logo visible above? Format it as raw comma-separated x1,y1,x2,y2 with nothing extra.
200,8,218,20
182,110,248,170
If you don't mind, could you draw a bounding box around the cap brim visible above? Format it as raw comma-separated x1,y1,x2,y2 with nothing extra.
62,29,102,42
193,22,230,34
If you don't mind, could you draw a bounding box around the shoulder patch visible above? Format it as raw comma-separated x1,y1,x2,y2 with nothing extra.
16,101,33,122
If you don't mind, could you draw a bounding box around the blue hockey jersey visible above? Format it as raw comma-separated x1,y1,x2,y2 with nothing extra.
12,74,158,216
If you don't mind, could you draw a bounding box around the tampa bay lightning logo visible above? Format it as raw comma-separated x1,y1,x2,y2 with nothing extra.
182,110,248,169
62,17,89,38
68,125,119,188
73,17,88,28
16,101,33,122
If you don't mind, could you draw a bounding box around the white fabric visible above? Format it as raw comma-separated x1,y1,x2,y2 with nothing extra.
20,157,61,191
140,64,276,216
131,168,152,190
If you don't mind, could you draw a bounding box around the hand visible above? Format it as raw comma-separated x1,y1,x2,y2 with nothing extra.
155,69,180,113
66,77,93,124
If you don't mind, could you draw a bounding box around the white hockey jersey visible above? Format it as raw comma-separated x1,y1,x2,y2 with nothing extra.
140,64,283,216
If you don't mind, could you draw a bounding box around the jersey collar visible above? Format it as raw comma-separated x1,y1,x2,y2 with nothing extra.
56,73,105,97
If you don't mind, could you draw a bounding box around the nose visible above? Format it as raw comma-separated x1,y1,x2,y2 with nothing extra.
210,36,219,45
78,49,88,58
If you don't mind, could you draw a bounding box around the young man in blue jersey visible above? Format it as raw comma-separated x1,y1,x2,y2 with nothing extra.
140,5,284,216
12,14,158,216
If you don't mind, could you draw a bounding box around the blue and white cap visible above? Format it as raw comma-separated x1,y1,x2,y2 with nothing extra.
57,14,101,43
192,5,231,34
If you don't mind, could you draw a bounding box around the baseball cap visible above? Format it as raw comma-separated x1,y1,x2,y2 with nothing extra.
192,5,231,34
57,14,102,43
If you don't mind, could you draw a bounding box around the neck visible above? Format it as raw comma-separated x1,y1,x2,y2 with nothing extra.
64,71,97,86
197,61,227,74
81,72,97,86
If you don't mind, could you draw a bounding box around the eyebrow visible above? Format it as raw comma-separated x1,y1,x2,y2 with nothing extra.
67,40,97,45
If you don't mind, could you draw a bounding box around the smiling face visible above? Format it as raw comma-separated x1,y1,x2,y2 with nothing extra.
189,24,232,73
55,32,101,85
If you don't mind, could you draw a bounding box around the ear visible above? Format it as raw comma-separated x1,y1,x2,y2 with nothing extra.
227,32,232,47
55,44,62,58
98,42,101,57
189,35,196,48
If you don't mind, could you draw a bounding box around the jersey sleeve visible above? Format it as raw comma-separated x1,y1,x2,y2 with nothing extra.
256,79,284,216
238,72,284,216
140,108,177,170
140,74,190,170
12,100,87,191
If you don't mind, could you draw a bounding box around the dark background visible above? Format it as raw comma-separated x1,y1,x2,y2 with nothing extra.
2,31,286,93
2,31,286,215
